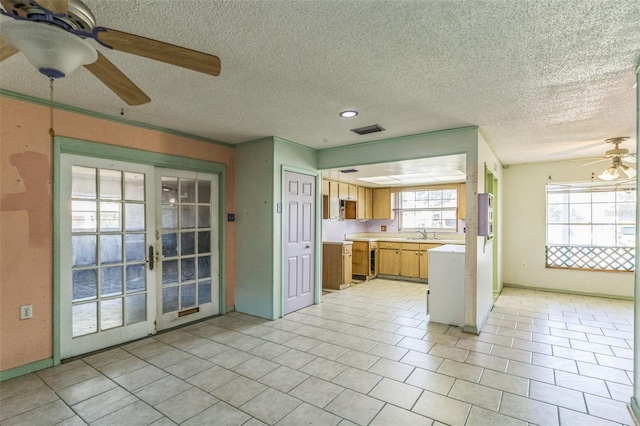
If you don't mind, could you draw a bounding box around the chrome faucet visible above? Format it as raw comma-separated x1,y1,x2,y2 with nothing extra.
416,229,428,239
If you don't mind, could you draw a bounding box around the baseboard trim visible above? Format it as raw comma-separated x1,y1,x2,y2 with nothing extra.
0,358,54,382
502,283,633,301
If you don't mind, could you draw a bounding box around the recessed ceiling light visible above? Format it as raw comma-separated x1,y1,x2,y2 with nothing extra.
339,110,358,118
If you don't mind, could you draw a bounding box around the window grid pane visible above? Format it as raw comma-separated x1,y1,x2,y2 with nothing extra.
398,189,458,231
546,182,636,271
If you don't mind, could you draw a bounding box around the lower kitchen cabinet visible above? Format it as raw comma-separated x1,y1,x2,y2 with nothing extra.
378,242,401,275
352,241,378,280
323,242,353,290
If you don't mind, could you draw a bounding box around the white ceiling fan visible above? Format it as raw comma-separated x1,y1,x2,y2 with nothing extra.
579,137,637,181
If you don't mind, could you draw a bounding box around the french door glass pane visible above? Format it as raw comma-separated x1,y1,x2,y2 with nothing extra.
101,298,123,330
72,235,96,266
124,172,145,201
72,303,97,336
72,269,97,301
72,166,96,199
125,203,145,231
125,234,145,261
100,235,122,264
126,294,146,324
100,169,122,200
101,266,123,296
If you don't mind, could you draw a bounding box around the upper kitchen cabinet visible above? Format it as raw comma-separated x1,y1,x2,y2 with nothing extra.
356,186,373,220
322,180,340,219
338,183,357,201
372,188,395,220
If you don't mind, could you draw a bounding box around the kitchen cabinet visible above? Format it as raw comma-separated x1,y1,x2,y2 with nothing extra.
323,242,352,290
380,242,442,280
356,186,373,220
352,241,378,279
400,243,421,278
329,181,339,219
338,183,357,201
418,243,440,279
378,242,400,275
322,180,330,196
372,188,394,220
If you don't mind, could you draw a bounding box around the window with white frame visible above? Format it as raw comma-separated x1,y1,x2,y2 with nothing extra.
399,188,458,231
546,181,636,271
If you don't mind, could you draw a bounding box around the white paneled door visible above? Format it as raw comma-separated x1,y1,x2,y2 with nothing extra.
60,155,218,358
283,171,315,314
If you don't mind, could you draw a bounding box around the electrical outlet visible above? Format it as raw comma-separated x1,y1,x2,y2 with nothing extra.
521,263,527,270
20,304,33,320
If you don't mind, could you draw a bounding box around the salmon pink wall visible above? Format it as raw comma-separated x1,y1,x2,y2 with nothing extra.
0,96,235,372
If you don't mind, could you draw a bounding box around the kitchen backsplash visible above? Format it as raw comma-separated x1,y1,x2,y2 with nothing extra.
322,218,466,241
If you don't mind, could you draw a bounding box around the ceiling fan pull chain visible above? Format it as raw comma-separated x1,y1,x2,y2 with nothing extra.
49,77,55,139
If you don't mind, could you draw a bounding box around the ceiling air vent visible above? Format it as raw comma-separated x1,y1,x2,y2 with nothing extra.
351,124,385,135
340,169,359,173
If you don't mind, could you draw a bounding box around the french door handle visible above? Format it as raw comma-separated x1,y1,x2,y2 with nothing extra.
148,246,155,270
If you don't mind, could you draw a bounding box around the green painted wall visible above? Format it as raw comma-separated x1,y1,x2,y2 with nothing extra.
235,138,276,318
273,138,320,317
317,126,478,169
235,137,319,319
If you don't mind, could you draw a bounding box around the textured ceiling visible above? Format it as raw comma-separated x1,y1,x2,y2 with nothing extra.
0,0,638,166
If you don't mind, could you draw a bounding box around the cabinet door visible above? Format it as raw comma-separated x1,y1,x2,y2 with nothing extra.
338,182,355,200
372,188,392,219
343,252,352,284
379,248,400,275
351,242,369,275
329,181,339,219
356,186,366,219
419,244,440,279
322,180,330,196
400,249,420,278
364,188,373,219
419,251,428,279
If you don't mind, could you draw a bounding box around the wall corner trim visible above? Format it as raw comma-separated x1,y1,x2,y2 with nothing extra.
0,358,55,382
462,325,480,335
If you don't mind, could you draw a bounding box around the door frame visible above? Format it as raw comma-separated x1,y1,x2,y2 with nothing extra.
280,166,322,318
53,136,227,364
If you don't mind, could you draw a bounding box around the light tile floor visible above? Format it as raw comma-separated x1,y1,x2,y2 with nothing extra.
1,280,636,425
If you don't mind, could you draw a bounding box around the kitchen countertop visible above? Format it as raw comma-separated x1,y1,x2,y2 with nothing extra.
345,237,464,245
323,241,353,245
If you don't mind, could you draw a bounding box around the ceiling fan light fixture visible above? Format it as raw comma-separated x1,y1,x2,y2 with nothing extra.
598,165,620,181
620,164,637,179
0,20,97,78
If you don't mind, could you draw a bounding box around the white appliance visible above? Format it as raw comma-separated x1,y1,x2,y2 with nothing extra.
428,244,465,328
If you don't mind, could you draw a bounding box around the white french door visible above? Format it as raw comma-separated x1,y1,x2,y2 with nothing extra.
156,169,219,331
60,155,219,358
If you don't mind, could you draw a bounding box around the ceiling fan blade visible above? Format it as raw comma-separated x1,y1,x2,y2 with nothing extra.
36,0,68,14
95,28,221,76
1,0,68,16
580,158,608,166
0,37,18,61
84,52,151,106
